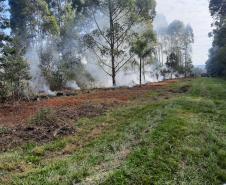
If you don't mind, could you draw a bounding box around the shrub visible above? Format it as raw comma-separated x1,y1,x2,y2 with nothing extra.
30,109,57,126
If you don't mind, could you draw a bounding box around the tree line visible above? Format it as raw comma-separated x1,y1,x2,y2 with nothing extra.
155,18,194,80
0,0,195,102
207,0,226,77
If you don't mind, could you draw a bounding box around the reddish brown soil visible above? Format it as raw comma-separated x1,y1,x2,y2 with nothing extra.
0,104,111,151
0,80,178,128
0,80,181,151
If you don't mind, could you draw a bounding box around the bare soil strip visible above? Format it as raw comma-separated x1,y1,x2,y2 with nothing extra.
0,80,181,152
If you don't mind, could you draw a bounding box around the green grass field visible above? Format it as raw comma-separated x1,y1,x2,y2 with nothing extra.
1,78,226,185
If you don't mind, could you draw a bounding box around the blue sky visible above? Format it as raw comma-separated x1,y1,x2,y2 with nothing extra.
156,0,212,65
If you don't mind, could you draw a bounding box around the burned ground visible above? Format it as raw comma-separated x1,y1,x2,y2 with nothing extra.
0,104,114,152
0,80,182,152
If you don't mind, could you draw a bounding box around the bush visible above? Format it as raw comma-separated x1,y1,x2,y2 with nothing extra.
0,83,8,103
30,109,57,126
0,40,31,101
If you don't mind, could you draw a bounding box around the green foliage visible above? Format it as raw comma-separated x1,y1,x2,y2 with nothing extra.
39,44,94,90
0,0,10,46
207,0,226,77
60,58,95,89
135,0,156,19
166,52,180,76
0,127,9,134
5,0,158,92
158,20,194,78
35,1,94,90
43,15,60,35
130,28,156,84
6,0,157,90
131,29,156,59
29,108,56,126
48,70,65,91
0,39,30,100
207,45,226,76
9,0,60,45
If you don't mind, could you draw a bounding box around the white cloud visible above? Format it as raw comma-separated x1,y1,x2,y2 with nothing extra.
156,0,213,65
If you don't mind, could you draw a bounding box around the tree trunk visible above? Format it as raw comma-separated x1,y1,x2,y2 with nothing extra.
142,59,145,82
184,46,188,78
112,56,116,86
140,58,142,86
109,1,116,87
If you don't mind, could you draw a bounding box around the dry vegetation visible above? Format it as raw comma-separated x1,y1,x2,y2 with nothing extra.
0,80,179,152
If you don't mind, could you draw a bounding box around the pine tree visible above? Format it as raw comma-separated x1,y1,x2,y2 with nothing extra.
84,0,156,86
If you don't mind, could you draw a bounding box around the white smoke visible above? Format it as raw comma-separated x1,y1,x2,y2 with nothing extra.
25,10,163,93
25,36,83,94
81,10,160,88
65,81,80,90
25,45,56,95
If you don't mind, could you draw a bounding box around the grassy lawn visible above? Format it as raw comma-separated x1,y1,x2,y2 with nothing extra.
0,78,226,185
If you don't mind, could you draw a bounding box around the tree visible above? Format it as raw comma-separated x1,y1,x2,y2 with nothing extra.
192,67,205,77
167,20,187,68
0,1,32,101
207,45,226,76
84,0,156,86
183,25,194,77
130,28,156,85
207,0,226,77
9,0,96,91
0,0,11,101
0,0,10,46
156,20,194,78
0,39,30,100
9,0,59,48
154,14,168,67
166,52,179,79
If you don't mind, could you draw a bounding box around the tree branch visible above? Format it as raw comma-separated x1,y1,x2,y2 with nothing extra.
92,49,112,69
91,9,111,46
116,54,135,73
